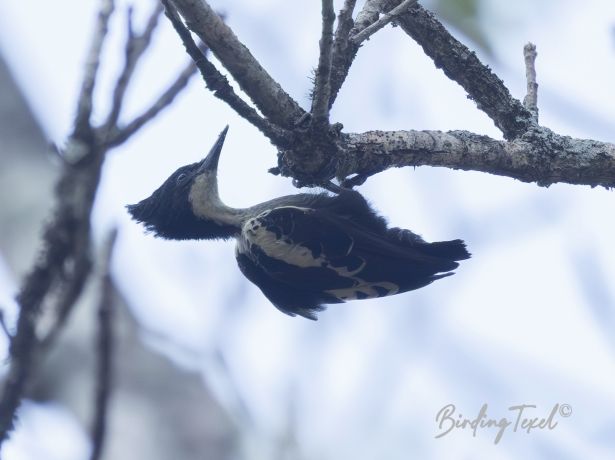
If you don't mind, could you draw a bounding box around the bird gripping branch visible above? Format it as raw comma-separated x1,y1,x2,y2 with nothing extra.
127,127,470,320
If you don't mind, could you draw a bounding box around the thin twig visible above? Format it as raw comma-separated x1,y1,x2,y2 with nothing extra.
0,310,12,341
89,229,118,460
353,0,387,32
171,0,305,128
310,0,336,127
350,0,416,45
108,61,197,147
523,42,539,123
329,0,357,109
74,0,115,137
104,3,164,129
329,0,383,108
160,0,292,146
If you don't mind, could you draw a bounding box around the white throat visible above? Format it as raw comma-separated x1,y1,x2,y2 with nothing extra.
188,173,245,227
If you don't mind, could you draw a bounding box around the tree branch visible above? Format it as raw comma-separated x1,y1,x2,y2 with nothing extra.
0,1,194,444
156,1,614,190
339,128,615,188
0,105,104,450
523,42,539,123
350,0,416,45
328,0,357,109
39,252,93,350
170,0,306,128
328,0,410,109
104,3,164,129
89,229,117,460
310,0,336,127
0,310,12,342
384,1,534,140
161,0,292,146
329,0,382,108
74,0,115,138
353,0,388,32
108,61,197,147
0,6,112,440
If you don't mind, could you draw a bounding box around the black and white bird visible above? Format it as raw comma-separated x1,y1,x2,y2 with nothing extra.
127,127,470,320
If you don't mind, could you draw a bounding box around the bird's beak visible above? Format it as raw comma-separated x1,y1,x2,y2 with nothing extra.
198,125,229,173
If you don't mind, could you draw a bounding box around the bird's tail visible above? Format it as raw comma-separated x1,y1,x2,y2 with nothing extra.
418,239,471,261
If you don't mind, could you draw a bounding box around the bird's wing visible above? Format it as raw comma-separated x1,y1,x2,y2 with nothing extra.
318,191,470,261
236,203,461,319
236,251,338,320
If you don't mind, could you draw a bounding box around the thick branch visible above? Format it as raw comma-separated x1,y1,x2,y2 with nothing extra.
170,0,305,128
339,128,615,188
385,1,534,140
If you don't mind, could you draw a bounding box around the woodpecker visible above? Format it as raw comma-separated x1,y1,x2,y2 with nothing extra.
127,127,470,320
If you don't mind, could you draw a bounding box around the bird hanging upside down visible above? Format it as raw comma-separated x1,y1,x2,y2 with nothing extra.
127,127,470,320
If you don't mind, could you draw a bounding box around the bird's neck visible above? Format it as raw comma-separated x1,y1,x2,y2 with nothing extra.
189,175,328,232
189,175,248,229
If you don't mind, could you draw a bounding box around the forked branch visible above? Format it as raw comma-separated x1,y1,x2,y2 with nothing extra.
163,0,614,188
0,0,196,444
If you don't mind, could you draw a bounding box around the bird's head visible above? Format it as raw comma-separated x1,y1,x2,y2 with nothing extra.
127,126,239,240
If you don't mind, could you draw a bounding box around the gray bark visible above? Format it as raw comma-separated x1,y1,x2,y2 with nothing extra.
166,0,615,189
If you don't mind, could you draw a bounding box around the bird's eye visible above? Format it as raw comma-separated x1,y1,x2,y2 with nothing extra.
176,173,187,184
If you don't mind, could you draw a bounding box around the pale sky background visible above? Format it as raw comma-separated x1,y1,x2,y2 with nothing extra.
1,0,615,459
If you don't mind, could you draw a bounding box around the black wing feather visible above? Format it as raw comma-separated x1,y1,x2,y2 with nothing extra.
236,251,341,320
317,191,470,261
235,192,470,319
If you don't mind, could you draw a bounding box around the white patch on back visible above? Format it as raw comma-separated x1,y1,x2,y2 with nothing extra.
239,209,365,277
237,208,400,302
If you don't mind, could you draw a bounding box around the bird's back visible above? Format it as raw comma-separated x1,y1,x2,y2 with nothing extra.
235,191,469,319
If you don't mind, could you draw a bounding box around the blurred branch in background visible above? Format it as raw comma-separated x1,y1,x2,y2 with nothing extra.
0,0,197,447
89,229,117,460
